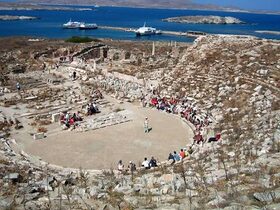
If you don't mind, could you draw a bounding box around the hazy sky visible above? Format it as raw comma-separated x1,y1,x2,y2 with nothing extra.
195,0,280,11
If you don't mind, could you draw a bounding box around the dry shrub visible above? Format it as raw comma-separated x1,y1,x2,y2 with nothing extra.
271,100,280,111
0,158,9,165
37,127,47,133
114,107,124,112
38,120,52,126
0,121,10,130
3,100,17,107
30,121,37,127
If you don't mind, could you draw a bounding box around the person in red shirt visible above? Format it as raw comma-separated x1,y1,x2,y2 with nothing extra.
179,148,185,159
215,133,221,140
194,131,203,144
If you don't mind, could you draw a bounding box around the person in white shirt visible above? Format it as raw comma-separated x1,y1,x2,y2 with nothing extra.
142,157,150,169
118,160,124,172
144,117,149,133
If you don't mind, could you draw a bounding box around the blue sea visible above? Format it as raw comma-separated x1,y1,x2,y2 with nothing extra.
0,5,280,42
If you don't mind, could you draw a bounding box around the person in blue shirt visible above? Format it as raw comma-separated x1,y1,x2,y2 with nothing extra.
173,151,181,162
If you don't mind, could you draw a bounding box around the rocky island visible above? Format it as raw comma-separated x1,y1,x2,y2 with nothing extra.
163,15,245,24
0,15,38,21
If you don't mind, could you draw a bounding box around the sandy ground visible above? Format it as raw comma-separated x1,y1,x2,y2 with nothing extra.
12,101,193,169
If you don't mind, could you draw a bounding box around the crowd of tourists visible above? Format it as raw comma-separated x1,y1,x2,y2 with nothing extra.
60,111,83,128
117,146,195,174
142,94,221,144
59,100,102,129
85,101,100,115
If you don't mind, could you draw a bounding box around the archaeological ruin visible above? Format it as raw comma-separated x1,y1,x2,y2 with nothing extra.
0,35,279,209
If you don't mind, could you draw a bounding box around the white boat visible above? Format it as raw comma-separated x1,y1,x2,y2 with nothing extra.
63,19,83,29
79,23,98,30
135,23,161,36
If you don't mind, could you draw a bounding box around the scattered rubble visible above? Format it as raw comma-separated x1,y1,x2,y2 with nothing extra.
0,35,279,209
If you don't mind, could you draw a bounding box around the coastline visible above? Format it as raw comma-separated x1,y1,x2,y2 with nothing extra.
0,15,38,21
0,2,93,11
255,30,280,35
0,6,279,42
0,2,280,15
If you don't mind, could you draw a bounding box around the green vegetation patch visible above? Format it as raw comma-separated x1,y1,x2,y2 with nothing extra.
65,36,99,43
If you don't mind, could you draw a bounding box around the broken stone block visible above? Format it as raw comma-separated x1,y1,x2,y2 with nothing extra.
259,69,268,75
254,85,262,93
33,132,45,140
253,190,280,202
61,124,68,130
51,113,60,123
4,173,21,183
25,96,38,100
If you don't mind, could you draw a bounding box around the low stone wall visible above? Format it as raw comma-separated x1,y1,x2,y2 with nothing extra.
76,112,132,132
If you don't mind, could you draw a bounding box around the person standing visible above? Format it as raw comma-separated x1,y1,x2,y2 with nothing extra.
144,117,149,133
16,82,21,91
128,161,136,173
73,71,77,80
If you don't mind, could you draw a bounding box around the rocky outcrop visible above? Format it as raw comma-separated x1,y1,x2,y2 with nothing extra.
163,15,245,24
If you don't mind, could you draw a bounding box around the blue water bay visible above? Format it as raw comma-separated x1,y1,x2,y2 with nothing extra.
0,6,280,42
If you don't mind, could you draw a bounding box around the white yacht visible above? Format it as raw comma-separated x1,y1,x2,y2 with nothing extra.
63,19,83,29
135,23,161,36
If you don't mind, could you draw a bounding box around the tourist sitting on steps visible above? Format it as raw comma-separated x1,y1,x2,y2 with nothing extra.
208,133,221,143
168,153,175,165
149,156,158,168
150,97,158,107
60,112,82,129
179,149,186,159
72,112,83,122
193,131,203,144
92,89,103,99
183,148,189,158
173,151,181,162
87,102,100,115
118,160,124,172
142,157,150,169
